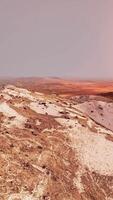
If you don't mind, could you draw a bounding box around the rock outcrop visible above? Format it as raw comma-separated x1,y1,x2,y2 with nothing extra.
0,84,113,199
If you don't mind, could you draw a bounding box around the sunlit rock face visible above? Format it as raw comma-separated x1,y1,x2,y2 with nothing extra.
1,82,113,200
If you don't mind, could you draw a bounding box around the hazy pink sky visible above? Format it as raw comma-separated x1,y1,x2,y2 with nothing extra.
0,0,113,79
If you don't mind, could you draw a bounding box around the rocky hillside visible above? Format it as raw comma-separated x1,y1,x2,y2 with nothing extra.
0,84,113,199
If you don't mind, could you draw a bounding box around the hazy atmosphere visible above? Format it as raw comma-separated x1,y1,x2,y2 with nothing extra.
0,0,113,79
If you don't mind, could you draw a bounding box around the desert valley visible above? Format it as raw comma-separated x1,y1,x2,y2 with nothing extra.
0,78,113,200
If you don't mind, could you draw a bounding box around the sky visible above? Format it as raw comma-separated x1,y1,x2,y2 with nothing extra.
0,0,113,79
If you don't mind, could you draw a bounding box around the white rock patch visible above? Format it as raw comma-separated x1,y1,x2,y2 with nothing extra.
14,102,24,108
71,130,113,175
75,100,113,132
3,85,37,102
29,102,64,117
0,93,12,100
57,116,113,176
0,102,26,128
36,119,41,126
73,170,84,193
8,193,33,200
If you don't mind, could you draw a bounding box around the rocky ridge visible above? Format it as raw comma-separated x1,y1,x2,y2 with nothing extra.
0,85,113,199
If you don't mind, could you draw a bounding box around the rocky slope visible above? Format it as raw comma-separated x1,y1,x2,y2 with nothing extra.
0,84,113,199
